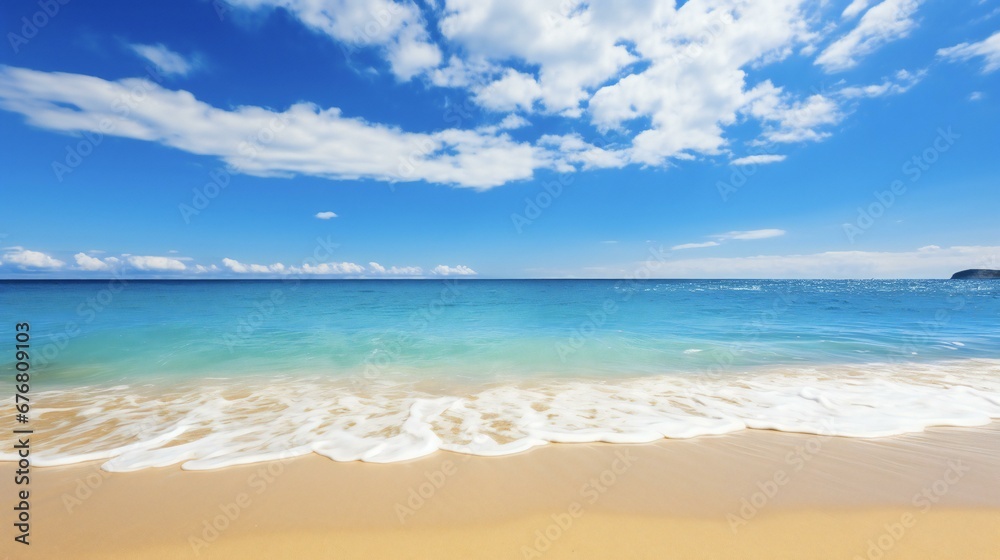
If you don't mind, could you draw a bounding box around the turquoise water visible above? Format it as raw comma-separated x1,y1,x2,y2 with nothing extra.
3,279,998,385
1,279,999,470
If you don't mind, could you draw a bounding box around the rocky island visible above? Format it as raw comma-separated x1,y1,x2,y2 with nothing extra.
951,269,1000,279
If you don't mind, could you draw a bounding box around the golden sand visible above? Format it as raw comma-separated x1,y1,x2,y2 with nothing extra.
2,424,999,559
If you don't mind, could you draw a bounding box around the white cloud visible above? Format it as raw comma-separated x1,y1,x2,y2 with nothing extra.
222,257,364,275
716,229,786,240
673,229,784,252
129,43,198,77
743,82,841,143
438,0,640,116
222,257,285,274
227,0,441,80
498,114,530,130
431,264,477,276
837,68,924,98
637,245,1000,279
74,252,120,271
297,261,365,274
842,0,873,19
416,1,844,164
128,255,187,271
969,91,985,101
815,0,923,72
937,31,1000,74
730,154,786,165
315,211,338,219
2,247,64,269
539,133,630,170
671,241,720,250
0,2,934,189
474,69,543,112
368,262,423,275
0,66,547,189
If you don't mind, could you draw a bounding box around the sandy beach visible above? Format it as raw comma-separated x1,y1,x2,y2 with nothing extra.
4,423,999,559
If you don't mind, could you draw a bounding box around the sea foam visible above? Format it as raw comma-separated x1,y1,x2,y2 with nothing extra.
3,359,999,471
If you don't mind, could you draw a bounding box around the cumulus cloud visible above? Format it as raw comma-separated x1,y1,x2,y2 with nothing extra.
431,264,477,276
315,211,338,219
3,248,466,278
0,1,938,189
474,69,543,112
368,262,422,275
2,247,65,269
539,134,629,170
743,82,841,143
497,114,530,130
222,257,364,275
937,31,1000,74
227,0,901,167
298,261,366,274
226,0,441,80
128,43,198,77
815,0,923,72
222,258,285,274
127,255,187,271
74,252,120,271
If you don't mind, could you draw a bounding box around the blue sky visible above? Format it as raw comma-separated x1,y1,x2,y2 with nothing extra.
0,0,998,278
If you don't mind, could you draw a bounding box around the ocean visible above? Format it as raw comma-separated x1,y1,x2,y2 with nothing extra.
2,279,999,470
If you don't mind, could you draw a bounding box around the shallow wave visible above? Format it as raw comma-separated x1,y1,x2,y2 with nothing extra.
3,359,999,471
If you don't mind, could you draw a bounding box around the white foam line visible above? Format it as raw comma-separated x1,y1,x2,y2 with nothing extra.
2,360,999,471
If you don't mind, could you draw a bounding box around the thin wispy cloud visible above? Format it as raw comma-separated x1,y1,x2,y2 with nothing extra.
815,0,923,72
730,154,786,166
672,230,784,252
715,229,787,241
938,31,1000,74
842,0,873,19
672,241,721,251
315,211,338,219
129,43,199,77
837,69,925,99
640,245,1000,279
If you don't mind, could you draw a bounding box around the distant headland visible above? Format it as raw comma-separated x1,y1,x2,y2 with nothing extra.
951,269,1000,279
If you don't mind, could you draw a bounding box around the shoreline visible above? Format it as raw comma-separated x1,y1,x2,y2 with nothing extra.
5,357,1000,470
3,423,999,558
